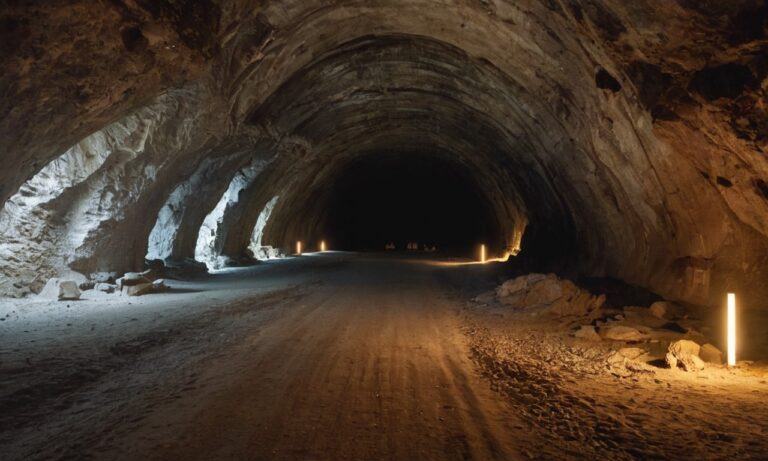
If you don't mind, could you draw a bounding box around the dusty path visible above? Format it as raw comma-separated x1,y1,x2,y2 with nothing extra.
0,254,525,460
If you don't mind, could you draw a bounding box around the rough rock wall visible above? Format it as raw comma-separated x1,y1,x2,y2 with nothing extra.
248,195,280,258
0,0,214,205
0,0,767,309
194,156,274,270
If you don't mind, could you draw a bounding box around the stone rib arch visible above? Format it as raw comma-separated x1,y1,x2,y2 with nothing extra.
0,1,766,308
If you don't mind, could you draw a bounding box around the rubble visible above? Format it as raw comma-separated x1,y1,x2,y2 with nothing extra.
496,273,605,316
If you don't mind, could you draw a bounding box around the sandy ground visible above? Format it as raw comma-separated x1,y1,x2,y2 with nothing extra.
1,253,767,460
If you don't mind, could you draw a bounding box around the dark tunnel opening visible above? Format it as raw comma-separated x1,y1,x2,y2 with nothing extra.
321,154,501,255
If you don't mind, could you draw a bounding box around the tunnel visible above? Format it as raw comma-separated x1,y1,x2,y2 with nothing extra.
295,153,502,254
2,1,768,460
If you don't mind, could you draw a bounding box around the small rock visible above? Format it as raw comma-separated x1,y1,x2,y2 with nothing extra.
473,291,495,304
123,272,147,282
618,347,646,360
39,278,81,301
95,283,116,294
600,325,647,342
699,343,723,364
79,281,96,291
666,339,704,371
573,325,601,341
649,301,668,319
152,279,169,292
91,272,118,283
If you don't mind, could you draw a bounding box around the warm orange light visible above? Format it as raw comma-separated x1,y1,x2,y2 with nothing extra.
727,293,736,367
296,241,302,255
480,244,486,264
320,240,326,252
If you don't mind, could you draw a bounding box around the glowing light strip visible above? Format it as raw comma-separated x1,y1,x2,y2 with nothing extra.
320,240,326,252
296,241,302,255
481,244,486,264
727,293,736,367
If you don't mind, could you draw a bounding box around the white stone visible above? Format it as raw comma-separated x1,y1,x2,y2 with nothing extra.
39,278,81,301
649,301,668,319
600,325,647,342
95,283,116,294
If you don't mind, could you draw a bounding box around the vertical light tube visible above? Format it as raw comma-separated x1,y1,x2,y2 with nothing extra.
296,241,302,255
727,293,736,367
480,244,486,264
320,240,326,252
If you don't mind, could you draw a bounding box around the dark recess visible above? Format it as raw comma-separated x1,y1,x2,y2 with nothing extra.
716,176,733,188
323,155,499,255
120,27,147,52
596,68,622,92
689,63,755,101
755,178,768,200
727,4,768,45
0,16,29,58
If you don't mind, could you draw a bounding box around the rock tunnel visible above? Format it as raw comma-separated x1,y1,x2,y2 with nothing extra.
2,1,768,458
3,0,768,308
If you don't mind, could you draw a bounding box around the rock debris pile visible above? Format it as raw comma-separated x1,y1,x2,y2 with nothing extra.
495,273,605,316
491,273,725,372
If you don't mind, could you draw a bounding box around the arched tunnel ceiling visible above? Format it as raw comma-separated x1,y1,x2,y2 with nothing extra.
1,0,768,308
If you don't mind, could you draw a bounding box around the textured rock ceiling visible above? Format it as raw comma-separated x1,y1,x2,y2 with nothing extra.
1,0,767,308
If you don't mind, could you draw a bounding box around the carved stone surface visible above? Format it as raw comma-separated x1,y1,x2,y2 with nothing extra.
0,1,766,309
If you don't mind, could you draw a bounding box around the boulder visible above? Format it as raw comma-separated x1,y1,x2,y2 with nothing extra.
254,245,283,260
649,301,668,319
622,306,668,329
523,278,563,306
161,258,209,279
117,273,152,290
39,278,81,301
666,339,705,371
496,277,529,298
122,282,153,297
573,325,601,341
599,325,647,342
496,273,605,316
699,343,723,364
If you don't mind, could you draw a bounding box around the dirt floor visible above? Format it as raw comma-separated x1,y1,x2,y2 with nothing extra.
1,253,767,460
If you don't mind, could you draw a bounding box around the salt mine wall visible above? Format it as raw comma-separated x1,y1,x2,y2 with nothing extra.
0,0,767,309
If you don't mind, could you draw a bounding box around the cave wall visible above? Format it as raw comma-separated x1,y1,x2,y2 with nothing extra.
0,0,766,308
